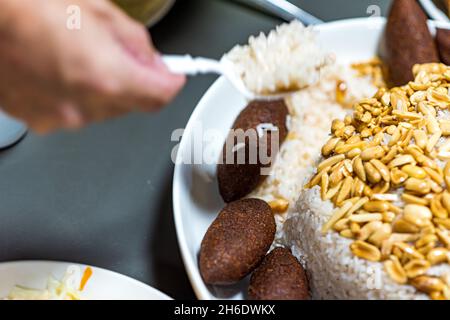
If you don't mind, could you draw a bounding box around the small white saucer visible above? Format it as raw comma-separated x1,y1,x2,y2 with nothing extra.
0,111,27,149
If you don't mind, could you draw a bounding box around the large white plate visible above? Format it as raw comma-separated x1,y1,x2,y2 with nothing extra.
172,17,447,300
0,261,171,300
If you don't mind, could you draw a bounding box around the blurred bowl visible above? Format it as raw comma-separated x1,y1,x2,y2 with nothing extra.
112,0,176,26
0,111,27,149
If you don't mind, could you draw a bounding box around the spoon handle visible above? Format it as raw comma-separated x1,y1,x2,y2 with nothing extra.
162,55,223,75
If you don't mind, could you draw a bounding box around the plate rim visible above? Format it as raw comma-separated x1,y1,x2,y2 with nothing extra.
172,16,448,300
0,260,172,300
173,77,228,300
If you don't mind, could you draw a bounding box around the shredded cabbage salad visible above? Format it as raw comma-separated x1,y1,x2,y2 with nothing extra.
6,265,92,300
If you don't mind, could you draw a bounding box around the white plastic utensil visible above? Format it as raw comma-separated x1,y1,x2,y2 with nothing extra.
163,55,294,101
163,1,324,101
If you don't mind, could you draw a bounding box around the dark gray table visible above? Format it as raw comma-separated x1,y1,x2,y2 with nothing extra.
0,0,391,299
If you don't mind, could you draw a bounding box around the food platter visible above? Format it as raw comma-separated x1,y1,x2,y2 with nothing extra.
0,261,172,300
173,17,390,300
173,11,450,299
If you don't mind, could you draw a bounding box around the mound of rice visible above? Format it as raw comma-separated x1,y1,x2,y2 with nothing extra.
281,64,450,300
224,21,332,95
285,187,417,299
283,187,450,299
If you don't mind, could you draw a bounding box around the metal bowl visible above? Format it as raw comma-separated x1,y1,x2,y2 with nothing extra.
112,0,175,27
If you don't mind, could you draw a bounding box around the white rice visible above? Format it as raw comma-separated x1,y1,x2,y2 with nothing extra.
248,62,377,242
282,187,450,300
225,21,332,95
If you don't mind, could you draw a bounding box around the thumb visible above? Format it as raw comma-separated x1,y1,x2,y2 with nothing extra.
106,11,186,109
119,51,186,110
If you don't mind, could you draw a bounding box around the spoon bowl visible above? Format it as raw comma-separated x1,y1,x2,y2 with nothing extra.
163,55,294,101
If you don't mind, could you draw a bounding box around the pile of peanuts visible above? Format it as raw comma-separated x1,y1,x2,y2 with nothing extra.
305,63,450,299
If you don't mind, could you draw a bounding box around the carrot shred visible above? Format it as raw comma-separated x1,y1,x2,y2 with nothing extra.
79,267,93,291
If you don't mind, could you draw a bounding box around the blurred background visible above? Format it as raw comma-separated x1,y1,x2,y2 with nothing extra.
0,0,392,299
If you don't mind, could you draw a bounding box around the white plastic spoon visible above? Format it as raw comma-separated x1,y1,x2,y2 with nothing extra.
163,55,295,101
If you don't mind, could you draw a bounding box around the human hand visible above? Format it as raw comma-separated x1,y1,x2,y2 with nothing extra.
0,0,185,133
